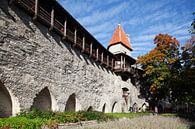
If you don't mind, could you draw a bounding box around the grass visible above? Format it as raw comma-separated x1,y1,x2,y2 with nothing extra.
160,113,177,117
106,112,150,119
71,115,192,129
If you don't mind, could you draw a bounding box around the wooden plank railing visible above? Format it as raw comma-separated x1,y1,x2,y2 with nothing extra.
76,37,83,49
66,29,74,43
54,19,64,35
39,6,51,25
15,0,117,70
17,0,35,14
103,56,107,65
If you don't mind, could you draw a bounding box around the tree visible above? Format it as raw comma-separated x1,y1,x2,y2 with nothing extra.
189,12,195,34
137,34,180,102
178,13,195,105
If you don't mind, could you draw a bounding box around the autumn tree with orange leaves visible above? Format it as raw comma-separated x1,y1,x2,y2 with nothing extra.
137,34,180,101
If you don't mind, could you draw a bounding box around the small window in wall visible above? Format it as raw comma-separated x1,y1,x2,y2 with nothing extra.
65,93,76,112
31,87,52,112
0,83,12,117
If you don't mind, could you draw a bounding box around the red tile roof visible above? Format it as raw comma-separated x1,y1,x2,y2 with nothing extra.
108,24,132,50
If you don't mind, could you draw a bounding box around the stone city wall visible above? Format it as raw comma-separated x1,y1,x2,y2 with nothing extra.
0,1,145,116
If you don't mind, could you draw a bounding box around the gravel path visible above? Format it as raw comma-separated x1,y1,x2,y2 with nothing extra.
61,115,193,129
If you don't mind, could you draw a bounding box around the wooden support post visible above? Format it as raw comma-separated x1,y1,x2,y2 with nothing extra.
33,0,38,21
73,29,77,46
112,58,114,70
49,7,54,31
121,55,123,69
96,48,99,61
101,53,103,64
62,19,67,39
107,55,109,67
82,36,85,52
90,43,93,57
9,0,14,5
124,56,126,70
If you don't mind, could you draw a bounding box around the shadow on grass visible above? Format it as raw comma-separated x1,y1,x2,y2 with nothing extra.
176,113,195,129
160,113,195,129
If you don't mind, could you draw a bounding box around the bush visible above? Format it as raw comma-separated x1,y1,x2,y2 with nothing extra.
0,117,45,129
0,109,113,128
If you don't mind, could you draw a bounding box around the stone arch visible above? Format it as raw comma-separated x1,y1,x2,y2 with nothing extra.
65,93,76,112
0,82,12,117
141,103,147,112
132,103,138,112
0,81,20,117
102,103,106,113
31,87,52,112
122,87,129,112
111,102,117,112
158,104,163,113
87,106,93,111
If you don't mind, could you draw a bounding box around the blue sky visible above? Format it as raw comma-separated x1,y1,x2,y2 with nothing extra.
58,0,195,58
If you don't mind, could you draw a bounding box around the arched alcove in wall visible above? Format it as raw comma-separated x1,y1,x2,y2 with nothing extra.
122,87,129,105
0,82,12,117
111,102,117,112
31,87,51,112
65,93,76,112
132,103,138,112
87,106,93,111
102,103,106,112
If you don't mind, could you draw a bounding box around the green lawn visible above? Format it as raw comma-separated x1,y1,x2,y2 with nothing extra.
106,112,150,119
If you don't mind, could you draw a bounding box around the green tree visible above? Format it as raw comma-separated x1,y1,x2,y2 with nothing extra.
178,13,195,105
137,34,180,102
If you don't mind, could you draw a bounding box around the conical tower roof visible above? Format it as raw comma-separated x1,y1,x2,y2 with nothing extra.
108,24,132,51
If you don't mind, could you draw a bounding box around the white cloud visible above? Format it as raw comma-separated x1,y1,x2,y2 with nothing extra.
176,35,191,41
59,0,94,17
133,34,156,42
171,29,189,35
87,21,114,35
132,42,155,47
77,2,129,26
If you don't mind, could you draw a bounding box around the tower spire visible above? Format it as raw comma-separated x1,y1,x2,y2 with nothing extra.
108,24,132,51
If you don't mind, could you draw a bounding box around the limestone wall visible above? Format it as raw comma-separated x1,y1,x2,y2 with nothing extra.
0,2,145,116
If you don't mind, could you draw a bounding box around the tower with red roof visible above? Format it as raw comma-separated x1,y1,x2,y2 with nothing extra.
108,24,136,80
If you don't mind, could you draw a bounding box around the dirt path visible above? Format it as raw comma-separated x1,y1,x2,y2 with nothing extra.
59,115,193,129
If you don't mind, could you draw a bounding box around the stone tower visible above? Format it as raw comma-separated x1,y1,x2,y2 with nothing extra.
108,24,136,81
108,24,139,112
108,24,133,56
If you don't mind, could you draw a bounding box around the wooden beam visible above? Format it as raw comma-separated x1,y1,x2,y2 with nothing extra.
33,0,38,21
124,56,126,70
89,43,93,57
112,58,114,70
9,0,14,5
82,36,85,52
101,52,103,64
62,19,67,39
107,55,109,67
96,48,99,61
73,29,77,46
49,7,54,31
121,55,123,69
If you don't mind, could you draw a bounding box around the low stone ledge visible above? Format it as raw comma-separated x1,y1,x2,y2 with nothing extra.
42,120,98,129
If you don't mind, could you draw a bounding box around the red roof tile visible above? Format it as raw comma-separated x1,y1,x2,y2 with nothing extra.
108,24,132,50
